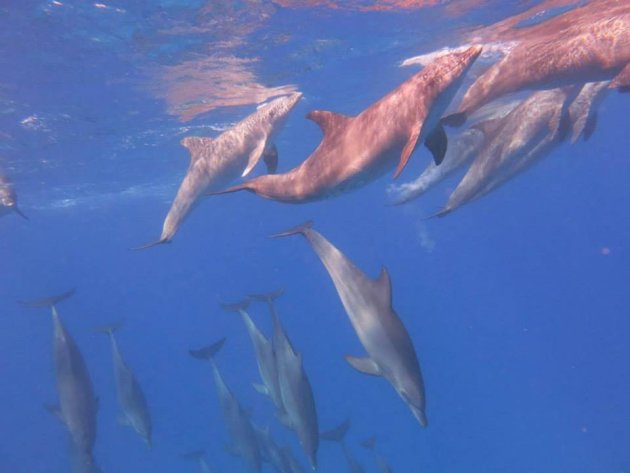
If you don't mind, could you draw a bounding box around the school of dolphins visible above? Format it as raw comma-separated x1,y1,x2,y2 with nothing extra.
3,1,629,472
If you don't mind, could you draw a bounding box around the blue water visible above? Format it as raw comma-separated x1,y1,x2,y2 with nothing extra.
1,1,629,472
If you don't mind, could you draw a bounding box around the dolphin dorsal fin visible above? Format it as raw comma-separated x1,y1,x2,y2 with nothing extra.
375,266,393,307
180,136,213,162
307,110,352,135
345,355,381,376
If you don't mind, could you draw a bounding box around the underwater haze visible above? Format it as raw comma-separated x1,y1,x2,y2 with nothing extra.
1,1,629,472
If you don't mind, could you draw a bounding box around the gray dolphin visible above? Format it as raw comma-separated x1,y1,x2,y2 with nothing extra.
260,294,319,470
96,322,152,447
190,338,262,473
213,47,482,203
273,222,427,427
281,445,308,473
446,7,630,123
320,418,364,473
137,92,301,248
179,450,213,473
221,298,285,417
20,290,100,472
361,437,393,473
0,173,27,219
387,99,520,205
437,81,609,217
254,426,291,473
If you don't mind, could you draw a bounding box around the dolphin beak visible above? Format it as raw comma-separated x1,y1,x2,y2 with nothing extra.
13,206,28,220
410,405,428,427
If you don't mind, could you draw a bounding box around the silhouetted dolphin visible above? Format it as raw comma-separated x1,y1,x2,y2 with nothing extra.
213,47,482,203
20,290,100,472
180,450,213,473
446,10,630,122
273,222,427,427
260,294,319,470
320,418,364,473
136,92,301,248
0,173,27,219
190,338,262,472
221,298,285,417
361,437,393,473
96,322,152,447
437,81,608,216
255,426,291,473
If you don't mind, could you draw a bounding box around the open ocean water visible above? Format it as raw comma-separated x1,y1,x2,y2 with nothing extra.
1,1,629,472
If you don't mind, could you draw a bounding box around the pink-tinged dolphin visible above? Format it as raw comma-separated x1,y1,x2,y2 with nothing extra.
446,10,630,123
136,92,301,248
96,323,152,448
213,47,483,203
0,173,27,219
20,289,101,473
437,82,608,217
387,99,521,205
273,222,427,427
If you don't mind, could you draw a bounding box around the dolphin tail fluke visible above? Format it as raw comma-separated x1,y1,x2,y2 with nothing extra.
131,238,170,251
220,298,251,313
189,338,226,361
18,288,76,309
13,206,28,220
270,220,314,239
248,288,284,303
320,418,352,443
360,436,377,451
95,321,124,336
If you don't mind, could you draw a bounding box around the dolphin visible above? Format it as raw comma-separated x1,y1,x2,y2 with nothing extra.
280,445,308,473
179,450,213,473
212,47,483,203
361,437,393,473
96,322,152,447
0,173,27,219
20,290,100,472
260,294,319,470
254,426,291,473
387,99,521,204
437,81,608,217
273,222,427,427
446,9,630,123
136,92,302,248
320,418,364,473
221,298,285,417
190,338,262,473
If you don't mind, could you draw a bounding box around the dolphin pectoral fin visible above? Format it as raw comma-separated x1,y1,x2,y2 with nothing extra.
253,383,269,396
307,110,352,135
131,238,170,251
424,124,448,166
13,206,28,220
441,111,467,127
263,143,279,174
220,298,251,313
393,128,421,179
610,63,630,92
242,139,268,177
44,404,65,424
189,337,226,361
583,111,598,142
345,356,381,376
